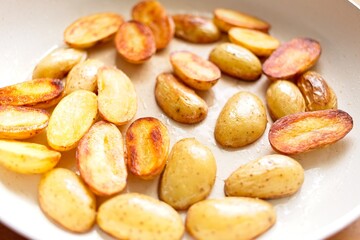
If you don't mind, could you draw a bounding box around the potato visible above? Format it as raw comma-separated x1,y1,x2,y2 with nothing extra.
0,140,60,174
132,0,174,50
97,193,184,240
209,43,262,81
47,90,98,151
0,105,49,139
215,91,267,148
225,154,304,199
126,117,169,180
170,51,221,91
115,20,156,64
266,80,306,120
64,12,124,49
269,109,353,154
97,66,137,125
263,37,322,80
229,27,280,57
186,197,276,240
155,73,208,124
33,48,87,79
77,121,127,196
38,168,96,232
297,71,338,111
65,59,104,95
0,78,64,106
159,138,216,210
172,14,220,43
213,8,270,33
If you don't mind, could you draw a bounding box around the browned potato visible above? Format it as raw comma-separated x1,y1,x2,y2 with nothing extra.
97,66,137,126
170,51,221,90
0,140,60,174
115,20,156,64
125,117,169,180
172,14,220,43
213,8,270,33
64,12,124,49
0,105,49,139
263,37,322,80
155,73,208,124
77,121,127,196
132,0,174,50
0,78,64,106
269,109,353,154
297,71,338,111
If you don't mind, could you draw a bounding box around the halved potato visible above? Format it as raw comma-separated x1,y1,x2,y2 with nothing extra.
170,51,221,90
0,139,60,174
64,12,124,49
97,66,137,126
125,117,170,180
115,20,156,64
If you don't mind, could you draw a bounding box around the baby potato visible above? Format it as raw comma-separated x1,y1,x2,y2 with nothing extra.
64,12,124,49
0,139,60,174
213,8,270,33
33,48,87,79
172,14,221,43
115,20,156,64
77,121,127,196
155,73,208,124
0,105,49,139
263,37,322,80
126,117,169,180
47,90,98,151
297,71,338,111
215,91,267,148
97,66,137,126
132,0,174,50
159,138,216,210
266,80,306,120
170,51,221,91
209,43,262,81
186,197,276,240
229,27,280,57
38,168,96,232
97,193,184,240
225,154,304,199
65,59,104,95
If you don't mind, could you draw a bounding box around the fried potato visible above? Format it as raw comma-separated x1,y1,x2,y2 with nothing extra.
263,37,321,80
38,168,96,232
64,12,124,49
47,90,98,151
170,51,221,90
155,73,208,124
125,117,169,180
0,140,60,174
97,66,137,126
115,20,156,64
33,48,87,79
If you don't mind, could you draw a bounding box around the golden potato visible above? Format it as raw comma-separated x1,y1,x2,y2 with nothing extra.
33,48,87,79
97,66,137,125
115,20,156,64
186,197,276,240
0,139,60,174
64,12,124,49
77,121,127,196
155,73,208,124
97,193,184,240
47,90,98,151
38,168,96,232
125,117,169,180
170,51,221,90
